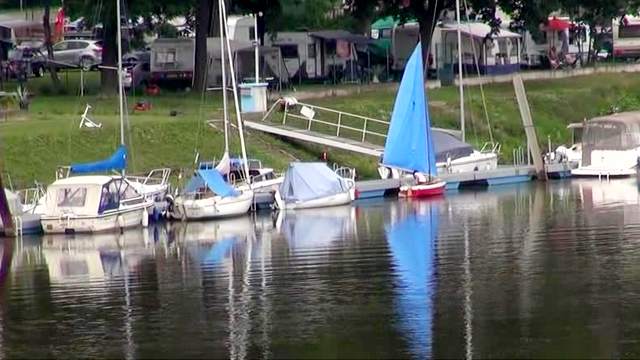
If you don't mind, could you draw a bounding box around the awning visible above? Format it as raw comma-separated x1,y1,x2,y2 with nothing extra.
441,22,521,39
547,17,571,31
70,145,127,174
309,30,371,44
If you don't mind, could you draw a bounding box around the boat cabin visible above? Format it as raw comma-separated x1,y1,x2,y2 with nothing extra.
44,176,146,217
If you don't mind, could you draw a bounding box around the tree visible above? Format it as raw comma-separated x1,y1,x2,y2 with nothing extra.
43,0,62,91
193,0,213,92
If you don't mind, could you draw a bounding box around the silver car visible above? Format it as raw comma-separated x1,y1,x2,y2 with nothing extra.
52,40,103,70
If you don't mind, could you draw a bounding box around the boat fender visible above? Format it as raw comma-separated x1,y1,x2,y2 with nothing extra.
273,190,284,210
407,188,413,197
117,215,125,233
142,208,149,228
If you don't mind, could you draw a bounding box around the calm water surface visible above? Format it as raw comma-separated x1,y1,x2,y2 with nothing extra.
2,179,640,358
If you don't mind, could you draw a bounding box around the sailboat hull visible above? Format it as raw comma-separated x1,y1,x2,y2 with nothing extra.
172,190,254,220
400,180,446,198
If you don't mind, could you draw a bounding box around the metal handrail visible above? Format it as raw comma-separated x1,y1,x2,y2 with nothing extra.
263,98,390,144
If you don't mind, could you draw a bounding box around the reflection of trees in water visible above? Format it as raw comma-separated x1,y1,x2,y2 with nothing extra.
433,183,634,358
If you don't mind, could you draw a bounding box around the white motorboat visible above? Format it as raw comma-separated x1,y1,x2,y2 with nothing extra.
572,112,640,177
379,129,498,179
40,175,153,234
274,162,355,210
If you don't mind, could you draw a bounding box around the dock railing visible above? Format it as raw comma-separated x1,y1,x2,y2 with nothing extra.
262,98,390,145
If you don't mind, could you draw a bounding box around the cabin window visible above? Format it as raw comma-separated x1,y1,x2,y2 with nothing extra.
280,44,299,59
57,187,88,207
619,24,640,39
381,29,392,38
99,181,121,213
155,49,177,66
119,183,139,200
249,26,255,41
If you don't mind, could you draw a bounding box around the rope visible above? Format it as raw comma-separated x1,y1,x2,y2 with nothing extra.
462,0,494,145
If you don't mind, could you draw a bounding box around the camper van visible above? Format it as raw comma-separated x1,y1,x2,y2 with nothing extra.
613,16,640,59
150,38,194,86
227,15,256,43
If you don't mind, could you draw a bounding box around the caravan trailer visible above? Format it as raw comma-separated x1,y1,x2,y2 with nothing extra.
613,16,640,59
150,38,194,86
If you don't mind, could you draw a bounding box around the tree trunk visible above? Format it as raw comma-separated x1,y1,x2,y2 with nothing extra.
100,2,119,95
43,2,61,89
193,0,213,92
417,0,444,78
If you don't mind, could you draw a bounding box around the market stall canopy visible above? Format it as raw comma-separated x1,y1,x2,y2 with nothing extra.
546,17,572,31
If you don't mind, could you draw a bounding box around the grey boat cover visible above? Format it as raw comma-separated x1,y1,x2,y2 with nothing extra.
280,162,348,203
432,130,474,163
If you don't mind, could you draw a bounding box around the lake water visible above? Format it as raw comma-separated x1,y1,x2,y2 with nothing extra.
2,179,640,358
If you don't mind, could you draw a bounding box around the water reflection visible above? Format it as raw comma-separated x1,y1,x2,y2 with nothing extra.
3,181,640,357
386,200,438,358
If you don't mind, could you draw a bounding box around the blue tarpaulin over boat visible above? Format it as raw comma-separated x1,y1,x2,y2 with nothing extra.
386,203,438,358
70,145,127,174
184,169,239,198
279,162,347,202
382,43,437,176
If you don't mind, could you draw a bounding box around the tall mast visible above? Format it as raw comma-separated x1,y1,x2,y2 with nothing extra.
455,0,465,142
218,0,229,153
116,0,125,146
221,0,251,183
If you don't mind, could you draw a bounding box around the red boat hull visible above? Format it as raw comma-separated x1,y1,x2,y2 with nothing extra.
400,180,446,198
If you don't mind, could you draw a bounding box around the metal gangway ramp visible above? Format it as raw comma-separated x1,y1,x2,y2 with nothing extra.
244,98,460,157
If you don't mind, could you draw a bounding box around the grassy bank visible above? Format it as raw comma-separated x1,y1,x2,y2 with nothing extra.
2,71,640,187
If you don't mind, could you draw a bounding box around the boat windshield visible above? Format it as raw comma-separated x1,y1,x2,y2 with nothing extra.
56,187,88,208
581,120,640,166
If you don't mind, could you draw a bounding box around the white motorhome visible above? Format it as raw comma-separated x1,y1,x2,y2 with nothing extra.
150,38,195,85
227,15,256,43
613,16,640,59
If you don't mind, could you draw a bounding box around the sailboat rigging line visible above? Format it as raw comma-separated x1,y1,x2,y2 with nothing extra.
462,0,494,145
116,0,126,149
221,0,251,183
218,0,229,155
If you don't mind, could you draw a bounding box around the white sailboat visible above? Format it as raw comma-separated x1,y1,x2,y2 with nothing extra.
40,0,153,234
169,0,254,220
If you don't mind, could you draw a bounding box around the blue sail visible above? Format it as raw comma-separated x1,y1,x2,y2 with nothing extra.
70,145,127,174
382,43,437,176
385,202,438,358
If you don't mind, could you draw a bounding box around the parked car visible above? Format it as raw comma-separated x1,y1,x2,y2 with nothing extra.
7,45,47,79
123,57,151,89
52,40,102,70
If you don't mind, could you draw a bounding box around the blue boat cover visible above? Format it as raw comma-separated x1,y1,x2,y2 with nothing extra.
70,145,127,174
279,162,347,202
382,43,437,176
385,203,438,358
184,169,239,198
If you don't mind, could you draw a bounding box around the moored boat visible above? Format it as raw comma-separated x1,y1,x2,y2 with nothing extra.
381,42,445,198
40,175,153,234
274,162,355,210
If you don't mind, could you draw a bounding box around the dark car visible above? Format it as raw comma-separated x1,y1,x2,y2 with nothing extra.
7,45,47,79
123,51,151,89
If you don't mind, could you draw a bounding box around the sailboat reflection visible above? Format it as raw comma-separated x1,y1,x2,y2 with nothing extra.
170,217,253,269
278,205,356,251
386,200,439,358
